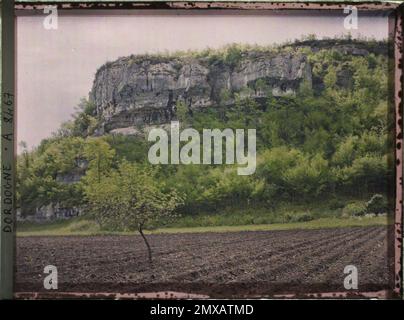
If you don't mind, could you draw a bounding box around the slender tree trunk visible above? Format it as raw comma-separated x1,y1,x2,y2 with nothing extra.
138,225,152,265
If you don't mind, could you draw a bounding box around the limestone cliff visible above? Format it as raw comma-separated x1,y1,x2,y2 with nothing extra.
89,39,388,135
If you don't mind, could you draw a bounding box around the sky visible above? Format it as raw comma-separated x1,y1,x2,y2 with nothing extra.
16,10,390,152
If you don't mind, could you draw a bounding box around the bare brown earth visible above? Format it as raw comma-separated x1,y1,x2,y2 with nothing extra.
15,226,394,298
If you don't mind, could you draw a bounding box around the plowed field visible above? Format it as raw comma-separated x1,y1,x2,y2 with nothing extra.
16,226,394,298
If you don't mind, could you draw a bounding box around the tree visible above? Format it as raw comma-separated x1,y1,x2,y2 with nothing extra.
224,44,243,67
18,141,30,172
257,147,329,200
70,98,98,137
17,141,35,216
83,138,115,183
175,100,189,126
323,65,337,91
84,161,184,264
366,194,388,215
17,137,87,216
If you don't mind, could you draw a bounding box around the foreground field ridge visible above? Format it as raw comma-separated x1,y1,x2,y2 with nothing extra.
17,215,390,237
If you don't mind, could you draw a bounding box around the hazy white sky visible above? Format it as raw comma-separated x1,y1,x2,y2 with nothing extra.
17,10,389,152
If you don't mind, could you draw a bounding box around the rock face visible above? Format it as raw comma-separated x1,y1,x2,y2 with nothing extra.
90,52,311,134
89,40,387,134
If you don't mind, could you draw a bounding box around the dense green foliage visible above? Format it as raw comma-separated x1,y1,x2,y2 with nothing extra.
17,41,394,229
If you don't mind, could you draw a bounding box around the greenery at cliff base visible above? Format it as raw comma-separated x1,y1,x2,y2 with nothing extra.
17,215,391,237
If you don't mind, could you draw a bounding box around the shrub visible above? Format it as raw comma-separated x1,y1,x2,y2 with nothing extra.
342,201,367,217
295,212,315,222
329,198,345,210
224,45,243,67
283,211,314,223
366,194,388,215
